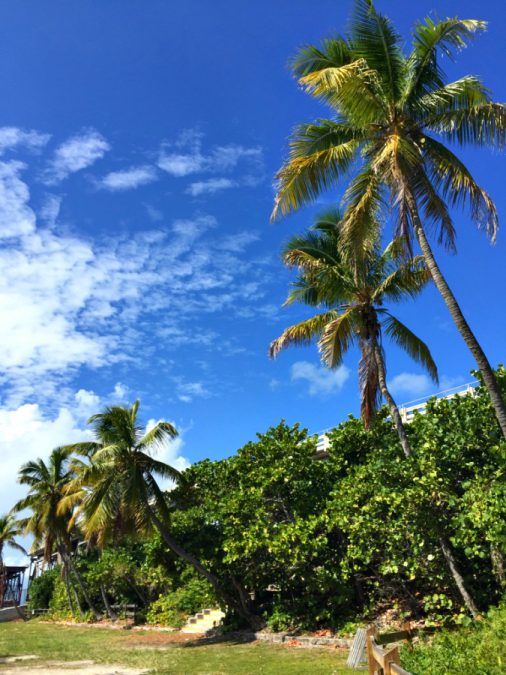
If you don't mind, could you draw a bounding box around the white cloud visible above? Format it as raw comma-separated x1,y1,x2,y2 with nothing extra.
0,400,93,519
112,382,128,401
291,361,350,396
0,127,50,154
44,129,110,183
221,231,259,252
0,161,36,238
175,380,210,403
186,177,236,196
158,131,263,186
99,165,158,191
388,372,432,398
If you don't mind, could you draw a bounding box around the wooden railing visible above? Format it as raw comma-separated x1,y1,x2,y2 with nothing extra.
365,625,411,675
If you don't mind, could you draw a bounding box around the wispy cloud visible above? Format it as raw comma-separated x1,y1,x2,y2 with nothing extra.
186,177,236,196
44,129,110,183
0,127,50,154
0,160,271,405
291,361,350,396
175,379,210,403
99,165,158,191
158,130,263,191
0,161,36,238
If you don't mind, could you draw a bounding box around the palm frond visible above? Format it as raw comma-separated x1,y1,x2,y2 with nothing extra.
372,255,430,302
422,135,498,241
350,0,406,103
272,121,361,219
137,422,178,452
415,75,489,119
340,166,383,267
318,307,358,368
269,311,339,359
406,17,487,102
383,313,439,382
291,37,352,78
427,102,506,149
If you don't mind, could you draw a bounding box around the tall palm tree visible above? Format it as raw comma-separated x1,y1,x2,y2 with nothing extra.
61,401,261,628
12,447,96,616
270,209,438,458
0,515,26,568
270,211,481,616
271,0,506,437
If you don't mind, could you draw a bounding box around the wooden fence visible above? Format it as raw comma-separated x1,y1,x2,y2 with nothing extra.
365,624,411,674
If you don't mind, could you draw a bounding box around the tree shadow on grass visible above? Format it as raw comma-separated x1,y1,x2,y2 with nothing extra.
181,631,257,649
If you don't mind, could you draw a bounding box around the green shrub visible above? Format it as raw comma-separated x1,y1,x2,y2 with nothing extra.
402,601,506,674
48,574,73,619
146,576,216,628
27,568,59,610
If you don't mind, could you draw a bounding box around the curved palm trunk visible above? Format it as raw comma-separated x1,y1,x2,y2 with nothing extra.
100,584,118,621
373,343,412,458
373,343,480,616
405,192,506,438
439,537,479,618
64,550,99,619
148,507,263,630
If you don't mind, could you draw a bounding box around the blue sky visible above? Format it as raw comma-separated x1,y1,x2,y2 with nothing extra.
0,0,505,553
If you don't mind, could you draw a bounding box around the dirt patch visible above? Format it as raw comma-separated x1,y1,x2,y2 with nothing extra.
0,659,148,674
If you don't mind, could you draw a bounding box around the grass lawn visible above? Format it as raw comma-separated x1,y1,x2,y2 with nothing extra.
0,621,356,674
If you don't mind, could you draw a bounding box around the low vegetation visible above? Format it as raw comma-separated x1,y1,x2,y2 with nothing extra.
0,622,354,675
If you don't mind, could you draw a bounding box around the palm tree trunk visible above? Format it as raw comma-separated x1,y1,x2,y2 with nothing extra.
64,551,99,619
63,566,76,615
405,191,506,438
373,343,412,458
439,537,479,618
148,507,263,630
100,584,118,621
374,342,480,616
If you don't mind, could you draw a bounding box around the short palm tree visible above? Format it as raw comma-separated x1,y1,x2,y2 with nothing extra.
271,0,506,437
12,447,96,616
61,401,261,628
0,515,26,568
270,209,438,458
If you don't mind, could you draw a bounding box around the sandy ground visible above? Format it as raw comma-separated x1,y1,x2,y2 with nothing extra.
0,656,148,674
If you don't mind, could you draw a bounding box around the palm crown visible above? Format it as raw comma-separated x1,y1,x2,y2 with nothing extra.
272,0,503,249
13,447,74,562
270,209,438,427
0,514,26,567
61,401,180,547
271,0,506,438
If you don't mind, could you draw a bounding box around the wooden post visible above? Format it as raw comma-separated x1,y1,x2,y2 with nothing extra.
383,644,401,674
365,624,378,675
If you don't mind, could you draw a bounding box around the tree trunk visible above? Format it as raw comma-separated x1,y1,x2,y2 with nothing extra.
491,545,506,588
405,191,506,439
373,343,412,458
64,552,99,619
63,563,76,616
148,507,263,630
100,583,118,621
374,342,480,616
439,537,480,618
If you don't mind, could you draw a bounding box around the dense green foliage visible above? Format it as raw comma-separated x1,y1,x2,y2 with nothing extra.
29,370,506,634
403,602,506,674
146,573,216,628
167,369,506,629
27,569,59,610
